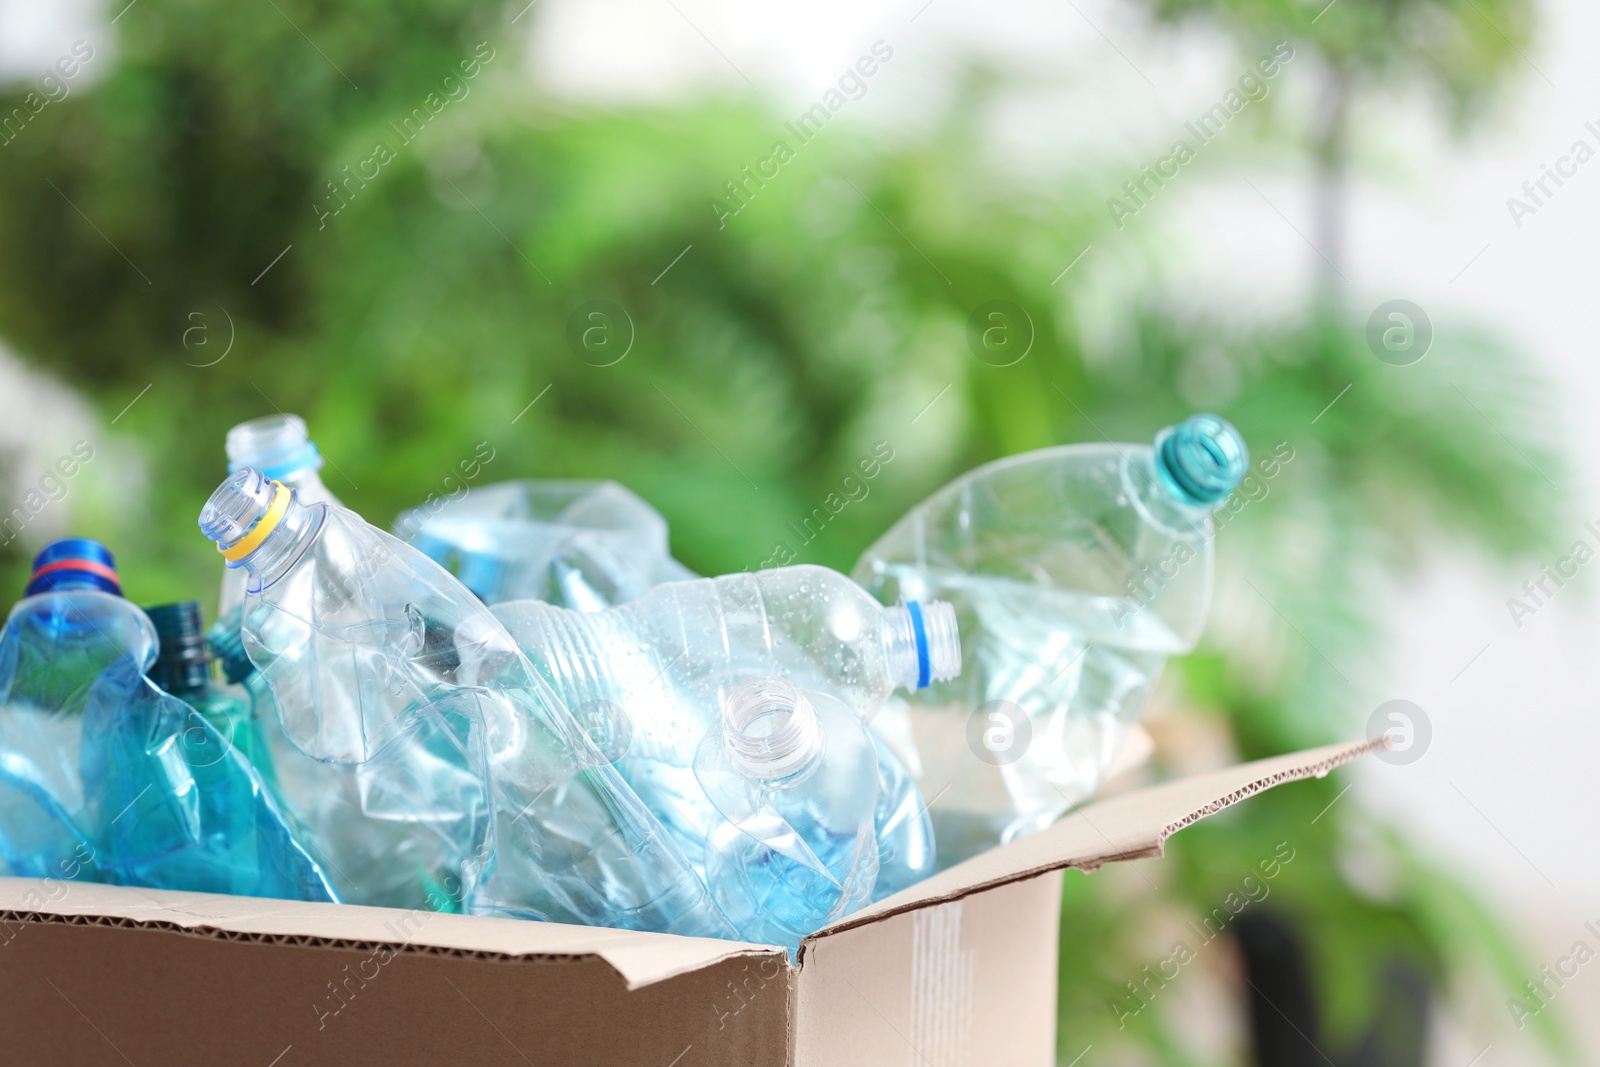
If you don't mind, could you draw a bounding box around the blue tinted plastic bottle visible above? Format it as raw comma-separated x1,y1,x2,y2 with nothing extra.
0,541,336,902
0,540,126,881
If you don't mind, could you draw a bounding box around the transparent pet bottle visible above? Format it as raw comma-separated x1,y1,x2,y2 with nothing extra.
218,414,343,617
199,468,734,937
696,679,881,954
853,413,1249,866
491,565,959,865
395,479,695,609
208,614,483,912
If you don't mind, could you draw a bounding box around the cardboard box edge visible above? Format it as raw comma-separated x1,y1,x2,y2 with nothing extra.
803,736,1382,944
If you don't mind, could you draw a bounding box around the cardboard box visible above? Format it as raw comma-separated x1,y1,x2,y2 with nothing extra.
0,739,1374,1066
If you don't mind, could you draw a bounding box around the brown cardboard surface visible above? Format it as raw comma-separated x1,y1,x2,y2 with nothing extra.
793,875,1062,1067
814,737,1380,939
0,877,781,991
0,916,791,1067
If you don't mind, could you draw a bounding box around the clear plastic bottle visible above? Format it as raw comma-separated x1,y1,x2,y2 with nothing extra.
696,679,882,953
207,614,483,912
0,540,336,901
868,730,935,902
218,414,343,617
491,566,960,867
395,479,695,609
198,468,734,937
853,413,1249,866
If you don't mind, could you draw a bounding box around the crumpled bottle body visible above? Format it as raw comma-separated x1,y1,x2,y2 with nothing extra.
396,479,695,610
0,590,335,900
695,688,880,954
237,501,734,936
494,566,938,890
854,441,1218,865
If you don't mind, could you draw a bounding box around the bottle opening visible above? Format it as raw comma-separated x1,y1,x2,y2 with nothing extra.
1153,413,1248,509
200,468,284,560
226,414,324,480
887,599,962,691
722,677,824,783
25,538,122,597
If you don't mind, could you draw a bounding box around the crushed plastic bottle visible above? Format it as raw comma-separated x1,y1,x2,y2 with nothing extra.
491,565,958,870
395,479,695,609
696,678,881,954
207,615,483,912
867,729,935,902
218,414,343,617
0,540,123,881
853,413,1249,866
199,468,734,936
0,540,336,901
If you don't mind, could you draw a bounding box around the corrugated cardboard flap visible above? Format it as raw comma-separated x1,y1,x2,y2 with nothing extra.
809,737,1380,942
0,877,781,991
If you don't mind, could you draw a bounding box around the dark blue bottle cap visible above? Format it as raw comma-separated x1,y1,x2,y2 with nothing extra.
26,538,122,597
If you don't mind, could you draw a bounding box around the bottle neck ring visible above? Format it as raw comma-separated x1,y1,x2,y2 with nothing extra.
722,678,824,784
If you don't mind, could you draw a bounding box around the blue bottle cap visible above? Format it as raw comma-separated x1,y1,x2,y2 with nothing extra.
25,538,122,597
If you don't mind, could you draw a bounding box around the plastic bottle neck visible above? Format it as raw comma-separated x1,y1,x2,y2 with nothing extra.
886,600,962,691
226,414,326,482
24,538,123,597
722,678,824,784
1150,414,1248,511
145,600,215,697
199,469,327,594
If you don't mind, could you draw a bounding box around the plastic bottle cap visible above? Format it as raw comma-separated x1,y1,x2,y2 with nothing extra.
25,538,122,597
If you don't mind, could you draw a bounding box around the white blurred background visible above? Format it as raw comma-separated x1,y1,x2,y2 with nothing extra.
3,0,1597,1062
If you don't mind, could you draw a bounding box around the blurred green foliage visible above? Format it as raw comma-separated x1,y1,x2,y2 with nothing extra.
0,0,1570,1062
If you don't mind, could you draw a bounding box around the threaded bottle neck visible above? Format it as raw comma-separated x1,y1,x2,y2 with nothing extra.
886,599,962,691
145,600,214,696
226,414,325,481
1152,413,1248,509
199,468,326,592
722,678,824,784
